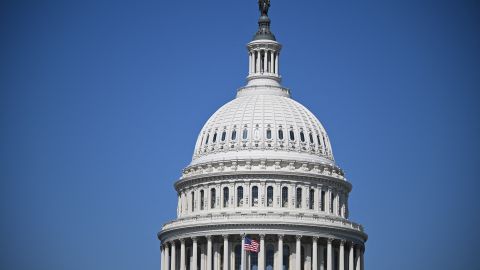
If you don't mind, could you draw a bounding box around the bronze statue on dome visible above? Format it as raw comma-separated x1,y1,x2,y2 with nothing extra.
259,0,270,16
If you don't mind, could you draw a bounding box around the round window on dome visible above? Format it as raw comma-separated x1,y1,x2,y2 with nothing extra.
212,132,217,143
231,130,237,140
300,131,305,142
221,131,226,141
309,133,314,144
266,129,272,139
278,129,284,140
205,134,210,145
242,128,248,140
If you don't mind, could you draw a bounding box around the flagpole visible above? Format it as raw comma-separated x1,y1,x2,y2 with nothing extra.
241,234,246,270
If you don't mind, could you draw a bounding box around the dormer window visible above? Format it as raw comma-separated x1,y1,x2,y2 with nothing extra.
300,131,305,142
266,129,272,139
254,125,260,140
278,129,284,140
289,130,295,141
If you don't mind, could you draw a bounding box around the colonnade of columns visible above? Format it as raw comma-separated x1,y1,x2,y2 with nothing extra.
248,49,279,75
160,234,364,270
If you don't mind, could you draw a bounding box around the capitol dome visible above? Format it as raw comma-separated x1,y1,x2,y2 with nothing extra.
159,3,367,270
192,91,335,166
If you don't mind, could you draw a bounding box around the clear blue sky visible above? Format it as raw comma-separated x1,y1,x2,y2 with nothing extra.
1,0,479,269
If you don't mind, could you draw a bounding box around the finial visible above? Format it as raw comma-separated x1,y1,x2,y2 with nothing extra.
253,0,276,41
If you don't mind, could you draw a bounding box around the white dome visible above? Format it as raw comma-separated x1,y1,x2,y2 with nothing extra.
191,90,335,166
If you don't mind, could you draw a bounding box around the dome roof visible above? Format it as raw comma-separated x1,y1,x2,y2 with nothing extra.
191,91,335,166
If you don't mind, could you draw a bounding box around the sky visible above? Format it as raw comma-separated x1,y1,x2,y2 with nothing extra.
1,0,479,269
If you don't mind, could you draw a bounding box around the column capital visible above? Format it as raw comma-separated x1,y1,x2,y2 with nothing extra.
192,237,198,242
278,234,284,240
206,235,212,240
180,238,185,244
340,239,346,246
327,238,334,244
259,234,266,239
241,233,246,239
296,235,302,240
222,234,229,239
312,236,319,241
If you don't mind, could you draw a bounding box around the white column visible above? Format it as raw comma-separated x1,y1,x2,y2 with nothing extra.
223,235,229,270
277,235,283,270
312,237,318,270
275,53,279,75
249,52,253,74
355,246,361,270
339,240,345,270
263,50,267,73
192,238,198,270
207,236,212,270
256,51,260,74
171,242,177,270
319,244,324,270
201,244,206,270
295,235,302,270
259,234,265,270
165,244,171,270
161,245,166,270
326,238,332,270
241,235,246,270
180,239,186,270
349,243,354,270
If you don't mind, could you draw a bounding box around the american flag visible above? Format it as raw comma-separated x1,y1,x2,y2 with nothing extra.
243,237,259,252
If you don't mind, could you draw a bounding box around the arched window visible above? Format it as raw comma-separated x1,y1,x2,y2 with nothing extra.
309,133,314,144
221,131,226,141
317,135,321,145
191,191,195,211
212,132,217,143
282,187,288,207
242,128,248,140
210,188,216,209
283,245,290,270
278,129,284,140
205,134,210,145
231,129,237,140
237,186,244,206
309,189,314,210
296,188,302,208
266,244,274,270
267,186,273,207
300,131,305,142
321,190,326,211
223,187,229,207
200,190,205,210
289,130,295,141
252,186,258,206
266,129,272,139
